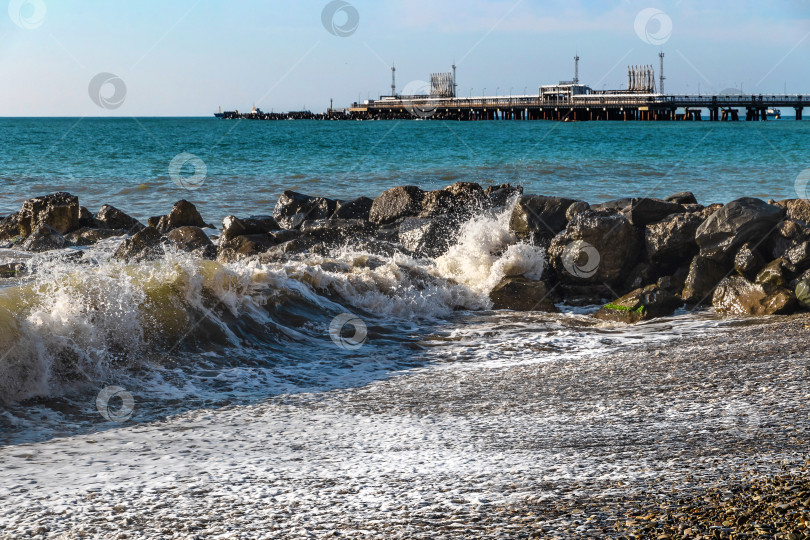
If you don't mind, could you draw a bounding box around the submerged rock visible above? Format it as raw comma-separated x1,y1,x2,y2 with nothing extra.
18,192,80,237
712,275,795,315
96,205,144,232
113,227,164,262
489,277,557,312
273,191,337,229
369,186,425,225
509,195,579,242
593,284,681,323
695,197,785,262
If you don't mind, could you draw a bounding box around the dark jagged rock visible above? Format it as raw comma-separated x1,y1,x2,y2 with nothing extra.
627,198,685,227
733,242,765,279
332,197,373,220
548,210,640,285
644,212,703,270
509,195,579,241
96,205,144,232
784,240,810,273
489,277,558,312
273,191,337,229
166,226,214,254
65,227,126,246
152,200,207,234
0,262,25,278
221,215,279,240
484,184,523,208
113,227,164,262
217,233,278,263
369,186,425,225
681,255,728,304
299,219,376,244
18,192,80,237
665,191,698,205
21,225,70,252
775,198,810,225
78,206,96,228
695,197,785,262
594,284,681,323
565,201,590,221
0,213,22,245
624,261,657,291
398,216,455,258
591,197,635,213
712,275,796,315
420,182,486,219
755,258,788,287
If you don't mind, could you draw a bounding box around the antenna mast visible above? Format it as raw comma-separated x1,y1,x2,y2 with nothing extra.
391,64,396,96
452,61,457,97
573,53,580,85
658,51,665,94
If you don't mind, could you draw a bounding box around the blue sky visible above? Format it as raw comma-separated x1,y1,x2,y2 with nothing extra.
0,0,808,116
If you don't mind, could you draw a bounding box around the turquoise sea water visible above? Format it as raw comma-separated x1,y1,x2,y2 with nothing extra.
0,117,807,221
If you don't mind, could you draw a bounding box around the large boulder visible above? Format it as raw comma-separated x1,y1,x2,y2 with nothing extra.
0,213,22,245
419,182,486,219
681,255,728,304
217,233,278,263
627,198,685,227
221,215,279,240
21,225,70,252
273,191,337,230
166,226,214,254
113,227,164,262
398,216,455,258
484,184,523,208
489,277,558,312
332,197,373,220
695,197,785,263
665,192,698,205
150,200,207,234
548,210,640,285
712,275,796,316
96,205,144,232
369,186,425,225
298,219,375,244
593,284,682,323
644,211,704,269
18,192,80,237
509,195,580,242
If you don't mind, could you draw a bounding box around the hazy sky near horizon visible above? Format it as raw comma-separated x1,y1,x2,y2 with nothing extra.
0,0,808,116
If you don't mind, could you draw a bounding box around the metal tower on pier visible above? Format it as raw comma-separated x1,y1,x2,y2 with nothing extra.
391,64,396,96
659,51,665,94
573,54,580,84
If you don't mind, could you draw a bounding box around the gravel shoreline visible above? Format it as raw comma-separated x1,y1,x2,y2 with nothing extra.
1,312,809,539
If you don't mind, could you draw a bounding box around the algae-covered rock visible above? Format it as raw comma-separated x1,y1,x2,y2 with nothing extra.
593,284,681,324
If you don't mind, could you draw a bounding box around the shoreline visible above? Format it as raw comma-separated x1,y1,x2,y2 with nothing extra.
1,312,808,538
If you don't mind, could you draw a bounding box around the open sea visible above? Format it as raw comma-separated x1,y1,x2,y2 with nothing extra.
0,117,809,537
